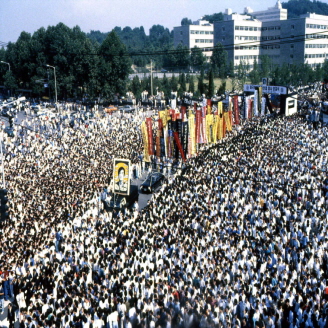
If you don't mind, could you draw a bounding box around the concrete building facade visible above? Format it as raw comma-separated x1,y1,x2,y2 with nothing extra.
173,18,214,60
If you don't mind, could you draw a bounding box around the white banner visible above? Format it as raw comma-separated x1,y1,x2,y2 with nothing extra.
254,90,258,116
244,84,287,95
261,97,266,116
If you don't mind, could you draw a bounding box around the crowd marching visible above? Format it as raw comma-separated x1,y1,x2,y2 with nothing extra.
0,101,327,328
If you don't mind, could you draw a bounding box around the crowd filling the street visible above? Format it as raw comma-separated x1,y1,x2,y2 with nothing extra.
0,95,328,328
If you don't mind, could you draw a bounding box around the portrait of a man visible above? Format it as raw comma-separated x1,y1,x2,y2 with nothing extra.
113,159,130,195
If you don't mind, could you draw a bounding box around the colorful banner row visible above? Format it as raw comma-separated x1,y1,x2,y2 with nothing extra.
141,98,240,162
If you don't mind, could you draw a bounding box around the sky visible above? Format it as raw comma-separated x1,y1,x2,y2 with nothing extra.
0,0,280,44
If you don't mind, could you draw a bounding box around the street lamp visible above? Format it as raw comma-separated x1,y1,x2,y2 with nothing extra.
46,64,57,108
0,61,10,71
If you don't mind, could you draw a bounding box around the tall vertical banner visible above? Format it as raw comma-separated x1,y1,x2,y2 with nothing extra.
156,119,163,158
196,108,202,144
254,90,258,116
245,96,249,119
233,95,240,125
141,121,150,162
206,114,214,143
261,96,266,116
259,87,263,116
213,114,218,143
217,102,223,140
202,104,207,144
224,112,232,132
188,112,196,156
207,99,212,115
146,117,154,155
167,119,173,158
229,100,233,127
248,98,253,119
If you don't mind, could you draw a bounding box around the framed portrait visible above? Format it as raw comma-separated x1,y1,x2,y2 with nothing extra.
113,159,131,195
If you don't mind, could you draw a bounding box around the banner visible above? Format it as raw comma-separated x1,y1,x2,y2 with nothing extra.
167,119,173,158
113,158,131,195
217,102,223,140
146,117,154,155
173,132,186,161
188,112,196,156
213,114,218,143
156,119,163,158
248,98,253,119
254,90,258,116
206,114,214,143
207,99,212,115
233,95,240,125
245,96,249,119
196,108,202,144
141,122,150,162
261,96,266,116
224,112,232,132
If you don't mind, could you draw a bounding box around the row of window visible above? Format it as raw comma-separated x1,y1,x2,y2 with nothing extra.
306,24,328,29
234,25,281,31
304,53,328,58
306,34,328,39
235,55,259,60
234,54,281,61
235,36,260,41
195,39,213,43
234,45,281,50
305,44,328,48
190,30,213,35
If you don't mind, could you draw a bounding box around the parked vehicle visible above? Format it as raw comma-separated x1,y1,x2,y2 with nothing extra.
120,105,135,113
140,172,165,193
104,106,118,113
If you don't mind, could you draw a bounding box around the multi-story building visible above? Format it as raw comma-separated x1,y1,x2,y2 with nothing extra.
173,18,214,60
213,2,328,70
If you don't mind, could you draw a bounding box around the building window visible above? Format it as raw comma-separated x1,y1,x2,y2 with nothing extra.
235,26,240,30
291,44,294,48
290,54,294,58
222,27,225,31
291,25,295,29
180,31,183,36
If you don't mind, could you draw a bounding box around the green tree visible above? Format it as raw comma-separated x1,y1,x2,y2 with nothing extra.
211,42,227,78
181,18,193,25
249,59,261,84
198,69,206,96
217,81,226,96
98,31,132,100
259,55,272,80
202,13,224,23
170,74,178,92
189,75,195,93
130,75,142,100
207,69,214,98
179,73,187,93
190,46,206,71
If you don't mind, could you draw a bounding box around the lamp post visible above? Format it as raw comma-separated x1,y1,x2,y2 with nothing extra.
46,64,57,109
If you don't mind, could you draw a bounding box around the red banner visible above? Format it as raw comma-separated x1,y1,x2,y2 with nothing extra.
180,106,187,121
248,99,253,119
146,117,154,155
173,132,186,162
233,95,240,125
223,114,227,138
156,119,163,158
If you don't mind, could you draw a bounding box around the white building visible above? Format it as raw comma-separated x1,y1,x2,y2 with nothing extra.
246,0,287,22
214,2,328,70
173,18,214,60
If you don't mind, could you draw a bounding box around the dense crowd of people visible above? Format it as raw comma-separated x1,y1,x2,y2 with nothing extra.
0,104,328,328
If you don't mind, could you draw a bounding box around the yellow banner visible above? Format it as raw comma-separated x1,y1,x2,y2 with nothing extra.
217,102,223,140
206,114,214,143
141,122,150,162
160,110,168,128
224,112,232,132
189,113,196,155
213,115,218,143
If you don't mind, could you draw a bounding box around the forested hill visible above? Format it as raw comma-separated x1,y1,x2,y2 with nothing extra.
282,0,328,18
